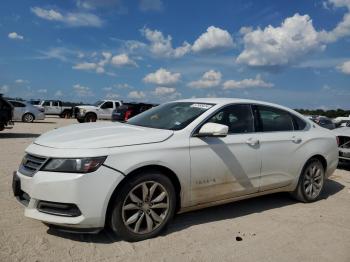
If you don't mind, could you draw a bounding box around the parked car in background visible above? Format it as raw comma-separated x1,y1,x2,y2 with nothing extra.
9,100,45,123
29,100,41,106
13,98,338,241
75,100,122,123
332,127,350,162
308,115,335,130
0,94,13,131
37,100,73,118
333,115,350,128
112,103,156,122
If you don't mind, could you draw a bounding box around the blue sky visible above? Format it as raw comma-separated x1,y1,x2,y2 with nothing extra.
1,0,350,109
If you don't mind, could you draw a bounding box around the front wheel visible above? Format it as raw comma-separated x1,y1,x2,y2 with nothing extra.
84,113,97,122
22,113,34,123
291,158,325,202
110,172,176,241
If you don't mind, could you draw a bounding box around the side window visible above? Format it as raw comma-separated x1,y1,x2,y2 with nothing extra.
114,102,120,108
257,106,294,132
53,101,59,106
42,101,50,106
101,102,113,109
206,104,254,134
292,115,307,130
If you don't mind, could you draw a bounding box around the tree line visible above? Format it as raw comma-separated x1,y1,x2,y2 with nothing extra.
295,109,350,119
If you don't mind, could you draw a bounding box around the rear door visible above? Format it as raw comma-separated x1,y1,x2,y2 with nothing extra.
190,104,261,204
253,105,308,191
10,101,25,120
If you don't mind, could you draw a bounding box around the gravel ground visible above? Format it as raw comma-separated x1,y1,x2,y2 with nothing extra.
1,116,350,262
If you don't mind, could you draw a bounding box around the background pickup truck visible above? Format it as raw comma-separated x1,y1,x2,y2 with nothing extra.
75,100,122,122
0,94,13,131
37,100,74,118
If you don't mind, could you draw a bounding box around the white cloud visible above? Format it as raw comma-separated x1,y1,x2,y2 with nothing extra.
15,79,28,84
73,52,112,74
37,89,47,94
319,0,350,42
141,27,191,58
153,86,181,100
128,90,146,99
111,54,138,67
8,32,24,40
139,0,163,12
73,84,93,97
31,7,103,27
337,60,350,74
143,68,181,85
154,86,176,95
73,62,98,70
0,85,9,94
192,26,234,53
55,90,63,97
223,75,274,89
188,70,222,89
237,14,323,67
105,93,120,99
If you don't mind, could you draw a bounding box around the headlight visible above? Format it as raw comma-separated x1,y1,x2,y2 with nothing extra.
41,157,106,173
80,108,86,113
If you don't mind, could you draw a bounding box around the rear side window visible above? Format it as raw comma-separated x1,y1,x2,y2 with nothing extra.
293,115,307,130
257,106,294,132
206,104,254,134
42,101,50,106
10,101,25,107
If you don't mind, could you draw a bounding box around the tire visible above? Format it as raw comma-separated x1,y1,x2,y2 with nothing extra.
0,123,4,131
22,113,34,123
291,158,325,203
77,118,84,123
84,113,97,122
110,171,176,242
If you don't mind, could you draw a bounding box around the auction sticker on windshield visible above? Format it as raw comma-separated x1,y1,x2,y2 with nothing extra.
190,104,213,110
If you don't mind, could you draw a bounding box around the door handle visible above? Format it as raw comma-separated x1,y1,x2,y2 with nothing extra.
246,138,259,146
292,136,302,143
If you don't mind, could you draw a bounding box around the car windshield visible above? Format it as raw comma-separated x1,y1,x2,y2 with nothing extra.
127,102,214,130
94,100,104,107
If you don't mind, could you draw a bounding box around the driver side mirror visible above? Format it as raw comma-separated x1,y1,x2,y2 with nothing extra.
197,123,228,137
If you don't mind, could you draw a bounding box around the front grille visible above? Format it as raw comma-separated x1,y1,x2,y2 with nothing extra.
19,154,48,177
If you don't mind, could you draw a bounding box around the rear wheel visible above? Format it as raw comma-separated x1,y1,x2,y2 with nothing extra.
291,158,325,202
110,171,176,241
22,113,34,123
84,113,97,122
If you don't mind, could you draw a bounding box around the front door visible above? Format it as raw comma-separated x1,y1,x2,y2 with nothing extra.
99,101,114,119
189,104,261,205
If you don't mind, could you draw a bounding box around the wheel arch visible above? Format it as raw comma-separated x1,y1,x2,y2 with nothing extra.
22,112,35,121
104,164,182,227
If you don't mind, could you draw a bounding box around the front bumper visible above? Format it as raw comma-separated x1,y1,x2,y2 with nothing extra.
13,165,124,229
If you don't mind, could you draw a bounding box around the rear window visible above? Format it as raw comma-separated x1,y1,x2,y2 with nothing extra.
257,105,294,132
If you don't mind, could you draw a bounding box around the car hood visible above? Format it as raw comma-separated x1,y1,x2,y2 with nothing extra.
332,127,350,137
34,122,174,149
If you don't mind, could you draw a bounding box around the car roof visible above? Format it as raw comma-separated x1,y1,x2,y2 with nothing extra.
176,97,291,110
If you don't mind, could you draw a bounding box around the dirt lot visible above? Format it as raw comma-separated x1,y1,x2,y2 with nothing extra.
0,116,350,262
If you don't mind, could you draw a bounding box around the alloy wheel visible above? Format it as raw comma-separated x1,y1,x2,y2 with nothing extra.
303,163,324,199
122,181,169,234
23,114,34,122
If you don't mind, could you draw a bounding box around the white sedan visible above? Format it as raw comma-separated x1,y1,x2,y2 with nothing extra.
13,98,338,241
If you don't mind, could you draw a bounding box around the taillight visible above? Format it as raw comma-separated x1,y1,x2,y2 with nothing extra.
124,110,132,121
336,136,340,146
